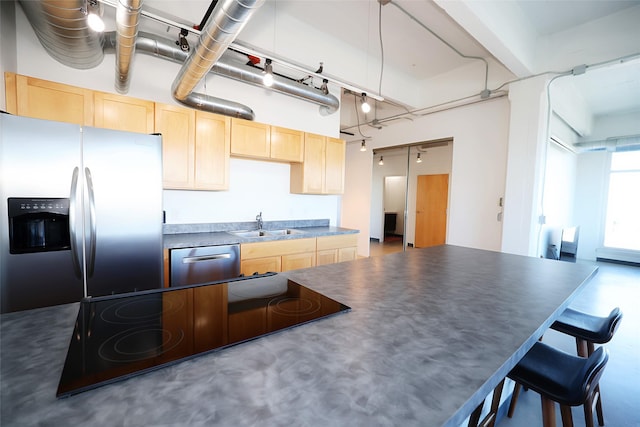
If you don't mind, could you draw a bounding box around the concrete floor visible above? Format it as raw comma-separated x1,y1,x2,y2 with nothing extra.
497,260,640,427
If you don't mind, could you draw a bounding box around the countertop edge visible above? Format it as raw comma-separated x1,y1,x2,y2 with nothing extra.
163,227,359,249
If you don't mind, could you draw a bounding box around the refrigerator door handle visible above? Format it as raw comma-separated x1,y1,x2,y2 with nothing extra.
69,167,83,278
85,167,97,278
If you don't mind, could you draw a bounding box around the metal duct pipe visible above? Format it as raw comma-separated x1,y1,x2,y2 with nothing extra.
18,0,104,69
104,32,254,119
212,59,340,115
115,0,143,93
104,32,339,116
171,0,265,117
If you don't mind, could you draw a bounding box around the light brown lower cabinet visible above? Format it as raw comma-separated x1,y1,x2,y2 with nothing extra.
316,234,358,265
240,238,316,276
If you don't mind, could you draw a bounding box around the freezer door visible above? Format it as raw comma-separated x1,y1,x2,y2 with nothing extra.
81,126,163,296
0,115,84,313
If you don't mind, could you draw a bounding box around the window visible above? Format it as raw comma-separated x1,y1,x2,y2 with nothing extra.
603,151,640,250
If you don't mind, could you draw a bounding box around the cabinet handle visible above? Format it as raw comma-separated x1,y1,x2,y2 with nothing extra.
182,254,232,263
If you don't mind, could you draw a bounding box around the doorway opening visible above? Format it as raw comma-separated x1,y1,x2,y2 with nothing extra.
369,138,453,256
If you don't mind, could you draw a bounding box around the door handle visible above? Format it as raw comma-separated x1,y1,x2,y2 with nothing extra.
182,254,232,263
69,167,82,278
85,167,97,278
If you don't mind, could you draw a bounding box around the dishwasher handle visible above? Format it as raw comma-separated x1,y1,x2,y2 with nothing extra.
182,253,232,263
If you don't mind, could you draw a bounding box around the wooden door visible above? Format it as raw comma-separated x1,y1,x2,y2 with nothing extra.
270,126,303,162
154,103,195,189
230,118,270,158
194,111,230,190
324,137,345,194
415,174,449,248
291,133,325,194
94,91,154,133
282,252,316,271
13,74,93,125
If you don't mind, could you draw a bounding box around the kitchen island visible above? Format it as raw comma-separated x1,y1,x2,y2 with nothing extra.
0,245,597,427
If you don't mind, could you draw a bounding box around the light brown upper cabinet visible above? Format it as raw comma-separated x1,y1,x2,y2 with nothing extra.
194,111,231,190
230,118,270,158
5,73,93,126
290,134,346,194
155,103,230,191
270,126,304,162
230,119,304,163
94,91,154,134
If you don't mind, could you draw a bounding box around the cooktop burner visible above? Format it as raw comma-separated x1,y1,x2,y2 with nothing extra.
57,273,350,398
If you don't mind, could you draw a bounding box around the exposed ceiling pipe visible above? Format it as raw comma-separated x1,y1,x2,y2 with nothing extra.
171,0,265,119
211,56,340,115
573,135,640,153
115,0,143,93
18,0,105,69
103,32,339,116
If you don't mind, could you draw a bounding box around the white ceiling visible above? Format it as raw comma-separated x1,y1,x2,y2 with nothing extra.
119,0,640,128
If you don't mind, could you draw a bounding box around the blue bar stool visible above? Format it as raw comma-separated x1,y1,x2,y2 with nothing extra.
509,307,622,425
507,341,609,427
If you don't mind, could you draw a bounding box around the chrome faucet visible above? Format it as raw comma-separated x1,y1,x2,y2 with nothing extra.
256,212,263,230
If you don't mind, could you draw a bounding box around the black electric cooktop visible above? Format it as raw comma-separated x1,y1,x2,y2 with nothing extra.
56,273,350,398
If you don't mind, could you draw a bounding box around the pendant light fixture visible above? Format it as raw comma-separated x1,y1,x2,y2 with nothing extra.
361,93,371,113
263,59,274,87
416,153,422,163
84,0,105,32
378,155,384,166
360,140,367,152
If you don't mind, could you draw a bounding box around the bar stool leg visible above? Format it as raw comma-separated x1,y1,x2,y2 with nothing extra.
560,405,574,427
541,396,557,427
467,379,505,427
508,382,522,418
576,338,605,426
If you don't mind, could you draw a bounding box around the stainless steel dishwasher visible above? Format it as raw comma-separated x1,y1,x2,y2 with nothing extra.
170,245,240,287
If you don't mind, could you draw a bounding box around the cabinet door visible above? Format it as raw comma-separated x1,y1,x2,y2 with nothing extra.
241,257,281,276
155,103,195,189
14,74,93,125
338,247,357,262
228,306,267,343
282,252,316,272
94,91,154,133
291,133,325,194
316,249,338,266
230,118,270,158
325,137,346,194
194,111,231,190
270,126,303,162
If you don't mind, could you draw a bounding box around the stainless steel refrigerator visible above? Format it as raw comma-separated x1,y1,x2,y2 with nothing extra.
0,114,164,313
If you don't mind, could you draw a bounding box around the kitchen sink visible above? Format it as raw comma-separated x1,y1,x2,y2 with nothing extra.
229,230,270,238
265,229,306,236
229,229,306,238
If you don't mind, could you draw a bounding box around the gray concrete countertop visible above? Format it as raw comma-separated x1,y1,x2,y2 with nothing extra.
163,220,358,249
0,245,597,427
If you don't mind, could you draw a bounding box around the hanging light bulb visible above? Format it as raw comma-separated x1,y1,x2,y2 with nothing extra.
416,153,422,163
263,59,274,87
360,140,366,152
361,93,371,113
378,155,384,166
83,0,105,32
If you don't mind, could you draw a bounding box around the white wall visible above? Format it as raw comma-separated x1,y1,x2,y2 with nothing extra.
9,6,343,226
346,96,509,253
501,76,550,256
341,141,373,257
